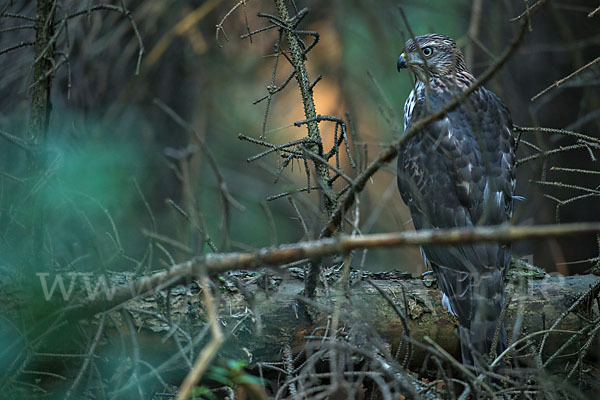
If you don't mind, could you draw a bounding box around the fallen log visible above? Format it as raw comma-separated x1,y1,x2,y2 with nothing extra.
4,268,599,397
116,269,600,369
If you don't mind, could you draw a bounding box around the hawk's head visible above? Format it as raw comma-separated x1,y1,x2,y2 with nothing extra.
397,34,467,81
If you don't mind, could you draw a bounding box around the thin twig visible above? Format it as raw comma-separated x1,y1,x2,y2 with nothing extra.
216,0,250,47
531,180,600,195
550,166,600,175
0,24,35,33
0,12,37,21
65,315,106,399
531,56,600,101
118,0,144,75
367,279,412,367
423,336,497,400
176,273,224,400
510,0,547,22
0,129,33,152
0,40,34,56
536,279,600,367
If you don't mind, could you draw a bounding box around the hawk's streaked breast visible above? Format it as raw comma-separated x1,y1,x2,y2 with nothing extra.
395,33,515,367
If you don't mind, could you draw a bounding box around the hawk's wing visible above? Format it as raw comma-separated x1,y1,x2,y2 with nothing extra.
397,84,515,329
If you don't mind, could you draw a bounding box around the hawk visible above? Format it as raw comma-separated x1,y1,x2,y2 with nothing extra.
396,34,515,367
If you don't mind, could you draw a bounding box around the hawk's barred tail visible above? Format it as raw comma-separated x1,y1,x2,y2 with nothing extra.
459,321,506,369
459,272,507,368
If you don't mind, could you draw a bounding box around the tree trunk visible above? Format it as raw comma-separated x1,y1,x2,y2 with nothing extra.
27,0,55,274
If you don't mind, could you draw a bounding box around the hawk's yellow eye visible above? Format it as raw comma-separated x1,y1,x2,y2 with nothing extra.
422,47,433,57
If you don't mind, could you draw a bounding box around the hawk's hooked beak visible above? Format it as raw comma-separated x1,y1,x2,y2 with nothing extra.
397,53,407,71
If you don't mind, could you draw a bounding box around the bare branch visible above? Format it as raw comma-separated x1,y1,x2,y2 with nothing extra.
531,56,600,101
510,0,548,22
0,38,31,64
176,273,224,400
0,12,36,21
65,315,106,399
117,0,144,75
67,222,600,317
216,0,251,47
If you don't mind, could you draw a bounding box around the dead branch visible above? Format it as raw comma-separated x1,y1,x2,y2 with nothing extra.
65,222,600,318
272,0,333,215
176,272,224,400
531,56,600,101
65,315,106,399
510,0,548,22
